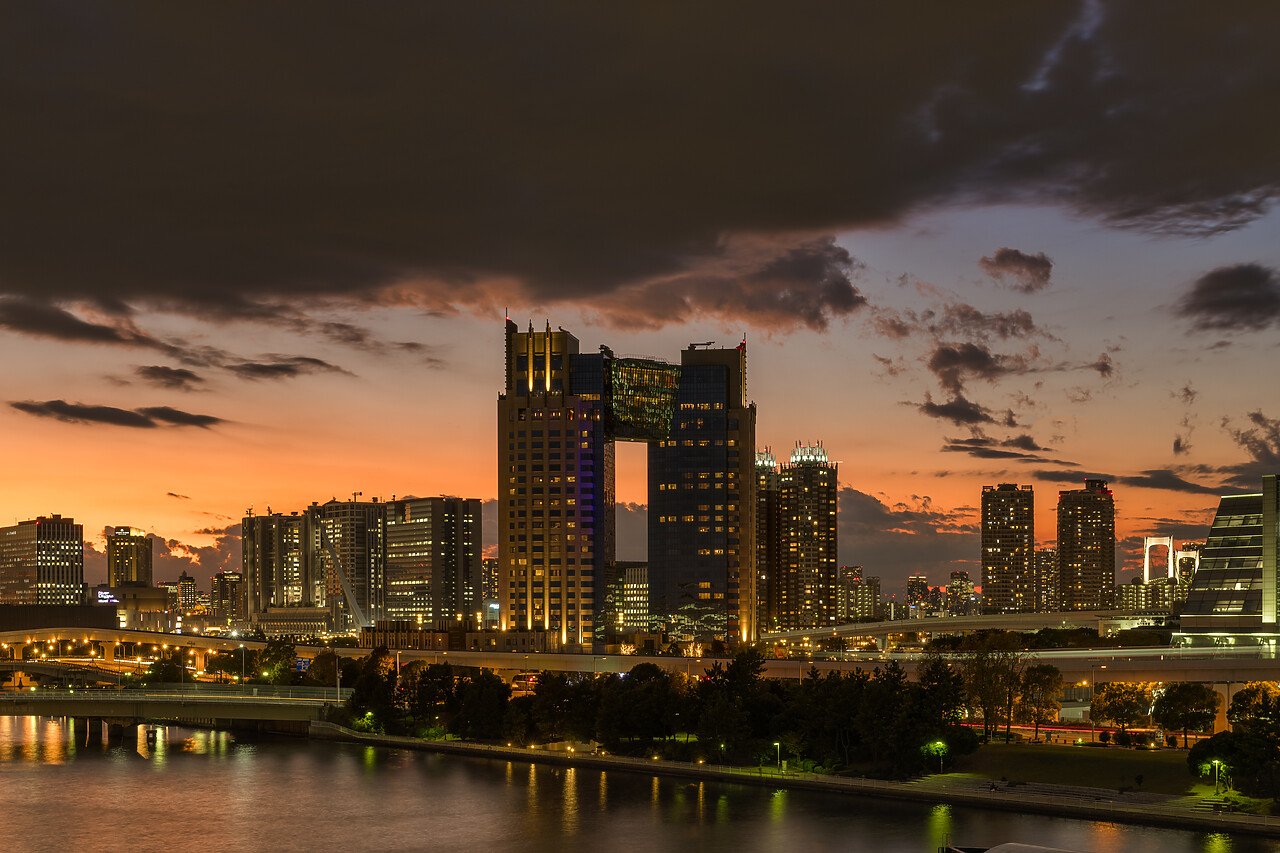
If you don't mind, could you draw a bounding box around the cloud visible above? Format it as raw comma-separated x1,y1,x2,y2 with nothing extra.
167,492,191,500
224,356,351,381
1,5,1278,325
1174,383,1198,405
1173,435,1191,456
590,236,867,331
1177,263,1280,331
918,393,1000,426
137,406,223,428
9,399,222,429
941,432,1060,462
839,488,977,593
136,365,205,391
1115,469,1221,495
1220,411,1280,488
979,248,1054,293
928,343,1031,394
1087,353,1115,378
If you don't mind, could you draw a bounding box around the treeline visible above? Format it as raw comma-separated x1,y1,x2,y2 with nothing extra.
340,647,987,777
1188,683,1280,798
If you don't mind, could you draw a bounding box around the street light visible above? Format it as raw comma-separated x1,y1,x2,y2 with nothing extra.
931,740,947,774
774,741,781,772
1212,759,1222,795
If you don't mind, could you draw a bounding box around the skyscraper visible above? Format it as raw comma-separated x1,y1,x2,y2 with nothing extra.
1034,548,1060,612
755,449,781,632
0,515,84,605
210,570,247,624
981,484,1035,613
107,527,153,587
385,496,481,627
947,570,976,616
761,443,838,630
906,574,928,611
836,565,879,623
1056,479,1116,610
243,509,324,616
498,320,756,647
648,342,756,643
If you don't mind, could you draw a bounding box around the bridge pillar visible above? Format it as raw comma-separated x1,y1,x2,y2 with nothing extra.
73,718,104,747
102,643,116,663
875,635,887,651
1213,682,1235,733
190,649,208,672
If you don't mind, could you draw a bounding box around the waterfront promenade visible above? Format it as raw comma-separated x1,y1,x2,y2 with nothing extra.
308,722,1280,839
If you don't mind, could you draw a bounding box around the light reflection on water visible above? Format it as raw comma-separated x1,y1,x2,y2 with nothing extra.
0,716,1274,853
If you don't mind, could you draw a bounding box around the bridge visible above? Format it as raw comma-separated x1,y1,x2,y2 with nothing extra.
0,686,348,737
761,609,1171,647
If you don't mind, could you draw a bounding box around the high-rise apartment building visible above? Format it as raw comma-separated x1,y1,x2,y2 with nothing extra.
107,527,153,587
1056,479,1116,610
243,509,324,616
836,565,879,623
906,575,928,610
210,570,247,624
757,443,838,630
755,449,782,632
1034,548,1060,612
385,496,481,626
981,484,1035,613
947,570,977,616
0,515,84,605
498,320,756,647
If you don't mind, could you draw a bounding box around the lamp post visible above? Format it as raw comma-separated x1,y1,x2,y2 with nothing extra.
1212,759,1221,795
239,644,246,690
932,740,946,774
774,741,781,772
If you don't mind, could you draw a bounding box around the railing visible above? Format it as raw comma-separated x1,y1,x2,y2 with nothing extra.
0,686,352,705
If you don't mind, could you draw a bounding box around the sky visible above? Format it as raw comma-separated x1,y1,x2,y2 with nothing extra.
2,3,1278,596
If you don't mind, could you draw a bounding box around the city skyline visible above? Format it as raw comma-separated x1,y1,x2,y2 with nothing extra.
2,6,1277,596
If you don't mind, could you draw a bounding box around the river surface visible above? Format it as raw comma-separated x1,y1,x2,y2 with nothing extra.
0,716,1274,853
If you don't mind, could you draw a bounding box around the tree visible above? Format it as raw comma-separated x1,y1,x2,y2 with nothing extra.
1090,682,1153,734
258,638,297,685
1016,664,1064,742
347,647,399,732
1151,682,1221,748
453,669,510,741
1227,682,1280,731
960,633,1025,741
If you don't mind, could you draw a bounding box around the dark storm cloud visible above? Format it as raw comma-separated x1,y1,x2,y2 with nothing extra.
979,248,1054,293
9,399,222,429
137,365,204,391
2,4,1278,326
1176,263,1280,331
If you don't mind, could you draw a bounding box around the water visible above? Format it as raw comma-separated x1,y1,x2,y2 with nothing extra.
0,716,1273,853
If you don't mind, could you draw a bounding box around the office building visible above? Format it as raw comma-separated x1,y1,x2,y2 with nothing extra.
210,570,247,624
385,496,482,627
981,484,1035,613
1057,479,1116,610
648,341,757,643
1180,475,1279,642
498,320,756,647
0,515,84,605
107,527,153,587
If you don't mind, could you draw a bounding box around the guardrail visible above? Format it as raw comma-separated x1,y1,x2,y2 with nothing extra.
0,687,352,704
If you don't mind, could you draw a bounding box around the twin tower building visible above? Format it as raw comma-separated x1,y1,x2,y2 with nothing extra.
246,319,836,646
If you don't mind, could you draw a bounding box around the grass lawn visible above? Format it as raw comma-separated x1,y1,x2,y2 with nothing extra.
952,742,1199,795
